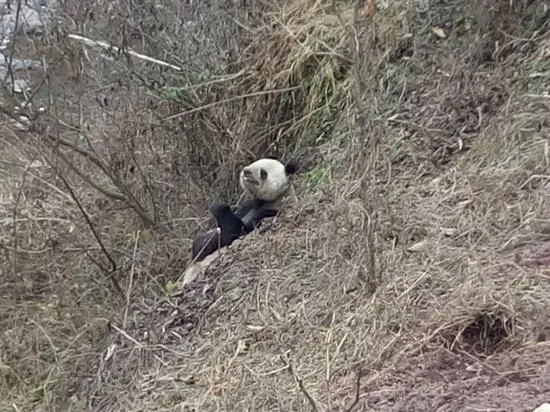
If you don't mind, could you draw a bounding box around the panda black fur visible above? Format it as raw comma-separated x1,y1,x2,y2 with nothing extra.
191,204,244,262
191,158,298,262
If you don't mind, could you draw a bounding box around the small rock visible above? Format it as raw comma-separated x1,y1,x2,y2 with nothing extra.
181,250,220,286
29,160,44,168
12,79,29,93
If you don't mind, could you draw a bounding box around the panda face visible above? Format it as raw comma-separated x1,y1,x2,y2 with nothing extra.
240,158,290,202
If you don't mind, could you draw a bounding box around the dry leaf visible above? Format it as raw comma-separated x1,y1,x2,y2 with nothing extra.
178,374,196,385
362,0,377,17
441,228,457,236
269,306,283,321
407,240,428,253
457,199,472,208
104,343,117,361
431,27,446,39
540,39,550,58
245,324,265,332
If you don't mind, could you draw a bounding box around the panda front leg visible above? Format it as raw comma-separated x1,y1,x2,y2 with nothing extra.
208,203,245,244
251,208,279,230
239,210,277,235
192,229,221,262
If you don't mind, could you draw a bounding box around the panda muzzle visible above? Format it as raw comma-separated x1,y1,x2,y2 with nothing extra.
242,169,259,185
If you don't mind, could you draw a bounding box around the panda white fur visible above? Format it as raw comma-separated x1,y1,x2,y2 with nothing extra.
239,158,296,202
234,158,299,234
190,158,299,263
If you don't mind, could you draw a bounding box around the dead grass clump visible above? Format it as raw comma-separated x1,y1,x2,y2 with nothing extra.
233,0,356,151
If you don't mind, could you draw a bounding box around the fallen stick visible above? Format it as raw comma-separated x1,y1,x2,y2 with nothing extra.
67,33,183,71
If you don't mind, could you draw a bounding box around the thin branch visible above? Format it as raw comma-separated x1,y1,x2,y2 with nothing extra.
2,0,22,92
33,52,157,229
280,353,323,412
123,230,140,328
364,209,378,290
160,86,301,122
10,161,30,278
67,33,183,71
44,154,124,299
46,125,112,176
45,141,126,201
344,365,363,412
42,130,156,228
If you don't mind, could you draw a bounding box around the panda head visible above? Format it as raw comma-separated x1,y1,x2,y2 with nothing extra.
239,158,299,202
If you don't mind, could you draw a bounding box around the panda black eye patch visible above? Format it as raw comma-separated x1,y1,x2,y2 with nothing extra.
260,169,268,180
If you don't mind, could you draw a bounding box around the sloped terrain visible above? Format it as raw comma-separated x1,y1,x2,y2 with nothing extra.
1,0,550,411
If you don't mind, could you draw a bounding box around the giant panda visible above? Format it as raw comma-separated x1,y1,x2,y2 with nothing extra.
190,157,299,263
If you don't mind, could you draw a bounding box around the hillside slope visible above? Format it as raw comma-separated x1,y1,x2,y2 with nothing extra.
97,1,550,411
1,0,550,411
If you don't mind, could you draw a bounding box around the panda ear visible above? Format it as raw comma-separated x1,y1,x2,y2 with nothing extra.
284,161,299,176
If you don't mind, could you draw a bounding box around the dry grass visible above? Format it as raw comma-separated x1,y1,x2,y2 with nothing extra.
1,0,550,411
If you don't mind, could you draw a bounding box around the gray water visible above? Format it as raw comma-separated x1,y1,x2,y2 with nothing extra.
0,0,58,92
